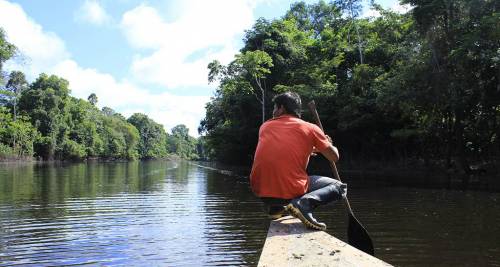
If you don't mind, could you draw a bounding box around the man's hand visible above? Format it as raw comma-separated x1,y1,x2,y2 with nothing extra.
312,135,333,157
320,145,339,163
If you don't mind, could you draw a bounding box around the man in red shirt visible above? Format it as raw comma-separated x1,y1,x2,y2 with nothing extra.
250,92,347,230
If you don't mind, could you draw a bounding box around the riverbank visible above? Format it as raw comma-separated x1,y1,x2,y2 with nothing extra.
3,156,496,192
314,159,500,192
194,158,500,192
0,154,35,162
0,154,183,163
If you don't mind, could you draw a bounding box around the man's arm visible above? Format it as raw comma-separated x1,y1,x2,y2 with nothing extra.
319,144,339,163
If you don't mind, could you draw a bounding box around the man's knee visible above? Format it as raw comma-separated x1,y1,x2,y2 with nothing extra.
322,181,347,201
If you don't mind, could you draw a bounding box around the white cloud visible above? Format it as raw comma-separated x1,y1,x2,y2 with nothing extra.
362,0,412,18
363,8,381,18
391,2,412,14
52,60,209,136
121,0,257,88
0,0,69,79
0,0,208,137
75,0,111,26
121,4,167,49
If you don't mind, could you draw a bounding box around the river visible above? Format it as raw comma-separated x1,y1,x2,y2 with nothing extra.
0,160,499,266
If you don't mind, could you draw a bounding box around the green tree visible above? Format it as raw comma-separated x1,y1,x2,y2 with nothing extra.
5,71,28,121
236,50,274,123
67,97,104,158
202,2,338,163
101,106,116,116
398,0,500,173
0,28,18,107
0,107,38,158
127,113,167,159
0,71,29,150
209,50,273,124
98,110,139,160
0,28,16,77
168,124,198,159
335,0,365,63
18,73,70,160
88,93,98,106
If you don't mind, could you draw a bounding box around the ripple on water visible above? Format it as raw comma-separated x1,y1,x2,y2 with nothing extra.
1,161,500,266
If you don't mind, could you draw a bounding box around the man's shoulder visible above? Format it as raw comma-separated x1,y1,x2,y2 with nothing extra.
262,116,315,130
291,117,317,129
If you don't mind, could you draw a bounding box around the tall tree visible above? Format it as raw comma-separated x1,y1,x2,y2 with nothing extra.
0,28,17,107
88,93,98,106
235,50,274,124
0,107,38,158
127,113,167,159
18,73,71,159
5,71,28,121
209,50,273,124
400,0,500,173
335,0,365,64
0,28,16,78
168,124,198,159
3,71,28,149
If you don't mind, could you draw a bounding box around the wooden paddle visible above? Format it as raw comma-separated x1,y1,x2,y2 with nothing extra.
308,100,375,256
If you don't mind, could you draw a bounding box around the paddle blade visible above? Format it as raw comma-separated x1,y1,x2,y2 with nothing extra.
347,213,375,256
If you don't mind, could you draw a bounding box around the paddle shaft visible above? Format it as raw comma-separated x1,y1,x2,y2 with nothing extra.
307,101,355,215
308,100,375,256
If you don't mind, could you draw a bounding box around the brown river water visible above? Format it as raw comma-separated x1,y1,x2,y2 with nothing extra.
0,160,499,266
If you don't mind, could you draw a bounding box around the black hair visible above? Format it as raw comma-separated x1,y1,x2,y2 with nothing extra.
272,92,302,118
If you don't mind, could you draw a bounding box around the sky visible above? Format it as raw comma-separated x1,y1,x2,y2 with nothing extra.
0,0,406,137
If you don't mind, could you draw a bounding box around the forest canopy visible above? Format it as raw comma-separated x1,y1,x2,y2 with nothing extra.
0,29,199,161
200,0,500,176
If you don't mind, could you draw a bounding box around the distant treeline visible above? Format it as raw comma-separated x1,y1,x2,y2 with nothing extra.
0,33,199,161
200,0,499,177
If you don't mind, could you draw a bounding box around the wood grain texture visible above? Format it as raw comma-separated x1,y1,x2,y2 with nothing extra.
258,216,392,267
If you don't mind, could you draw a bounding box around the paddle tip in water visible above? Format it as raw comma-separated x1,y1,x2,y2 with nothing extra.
348,213,375,256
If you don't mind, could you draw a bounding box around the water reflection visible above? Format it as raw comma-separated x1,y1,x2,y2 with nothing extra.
202,170,268,266
0,161,267,266
0,161,499,266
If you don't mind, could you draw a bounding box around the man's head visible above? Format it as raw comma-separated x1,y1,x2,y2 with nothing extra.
272,92,302,118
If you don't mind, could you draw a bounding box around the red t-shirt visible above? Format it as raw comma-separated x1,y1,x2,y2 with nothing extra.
250,115,331,199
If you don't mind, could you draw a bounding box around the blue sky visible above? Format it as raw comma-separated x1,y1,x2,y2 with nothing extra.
0,0,404,136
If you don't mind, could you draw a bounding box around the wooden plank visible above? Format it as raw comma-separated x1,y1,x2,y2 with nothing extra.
258,216,392,267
